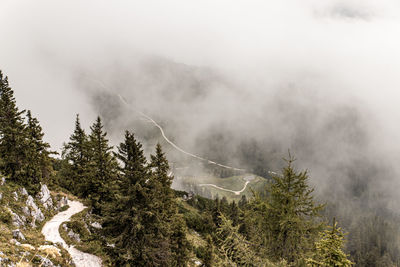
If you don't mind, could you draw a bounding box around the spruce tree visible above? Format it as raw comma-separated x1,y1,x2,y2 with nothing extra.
0,71,27,185
264,154,325,263
216,213,264,266
24,110,52,192
103,130,151,265
150,143,190,266
307,218,353,266
87,116,117,213
61,114,91,195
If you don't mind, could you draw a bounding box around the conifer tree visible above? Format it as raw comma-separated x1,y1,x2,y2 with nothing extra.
87,116,117,213
216,213,264,266
61,114,91,195
149,143,190,266
24,110,52,191
0,71,27,185
203,235,214,267
264,154,325,263
307,218,353,267
103,131,151,266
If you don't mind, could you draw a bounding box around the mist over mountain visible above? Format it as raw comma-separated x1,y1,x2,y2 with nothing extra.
2,0,400,265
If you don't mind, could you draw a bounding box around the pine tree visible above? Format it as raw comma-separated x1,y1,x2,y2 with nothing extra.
0,71,27,185
87,116,117,213
264,154,325,263
24,110,52,192
307,218,353,266
103,130,147,264
61,114,91,195
203,235,214,267
149,143,190,266
216,213,264,266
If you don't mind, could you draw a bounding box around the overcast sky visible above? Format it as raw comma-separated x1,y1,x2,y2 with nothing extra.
1,0,400,157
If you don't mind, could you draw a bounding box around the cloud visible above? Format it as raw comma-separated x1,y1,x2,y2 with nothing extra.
1,0,400,215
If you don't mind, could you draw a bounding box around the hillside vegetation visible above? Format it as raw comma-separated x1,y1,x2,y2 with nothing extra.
1,69,400,266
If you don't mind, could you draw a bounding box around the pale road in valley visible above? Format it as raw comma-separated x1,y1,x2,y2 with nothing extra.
42,200,102,267
199,176,255,195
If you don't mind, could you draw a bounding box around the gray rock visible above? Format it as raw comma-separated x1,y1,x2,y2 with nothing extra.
0,192,2,200
37,255,57,267
90,222,102,229
22,206,30,217
12,229,25,240
62,223,68,232
26,195,45,226
0,177,5,185
57,196,68,210
37,184,53,209
67,229,80,242
12,191,18,201
7,208,25,227
20,188,28,196
106,243,115,248
10,239,21,246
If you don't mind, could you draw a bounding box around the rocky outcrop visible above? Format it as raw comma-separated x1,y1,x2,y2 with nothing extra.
20,187,28,196
37,255,57,267
26,195,45,227
67,229,81,242
90,222,102,229
57,196,68,210
12,229,25,240
0,192,2,200
0,177,5,186
38,184,53,209
10,238,21,246
7,208,25,227
12,191,18,201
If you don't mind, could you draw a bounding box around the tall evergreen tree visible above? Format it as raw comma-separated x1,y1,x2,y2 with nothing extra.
24,110,52,191
216,213,265,266
61,114,91,195
245,154,325,264
87,116,117,213
307,218,353,266
103,130,148,245
0,71,27,185
150,143,190,266
264,154,325,263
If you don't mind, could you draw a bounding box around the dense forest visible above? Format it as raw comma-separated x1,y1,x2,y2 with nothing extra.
1,69,400,266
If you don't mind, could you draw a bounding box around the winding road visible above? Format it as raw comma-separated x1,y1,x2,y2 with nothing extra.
117,94,246,172
199,175,254,195
41,200,102,267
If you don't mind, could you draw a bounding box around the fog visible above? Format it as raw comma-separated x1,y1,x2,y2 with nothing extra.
1,1,400,212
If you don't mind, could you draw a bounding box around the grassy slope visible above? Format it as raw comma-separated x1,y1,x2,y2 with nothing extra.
0,179,72,266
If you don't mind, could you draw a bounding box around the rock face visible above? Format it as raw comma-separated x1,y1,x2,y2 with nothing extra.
22,206,30,217
12,229,25,240
90,222,102,229
67,229,81,242
10,238,21,246
57,196,68,210
8,208,25,227
38,184,53,209
26,195,45,226
20,187,28,196
37,255,57,267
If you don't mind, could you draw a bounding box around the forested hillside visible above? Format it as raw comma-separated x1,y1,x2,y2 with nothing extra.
1,69,400,266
